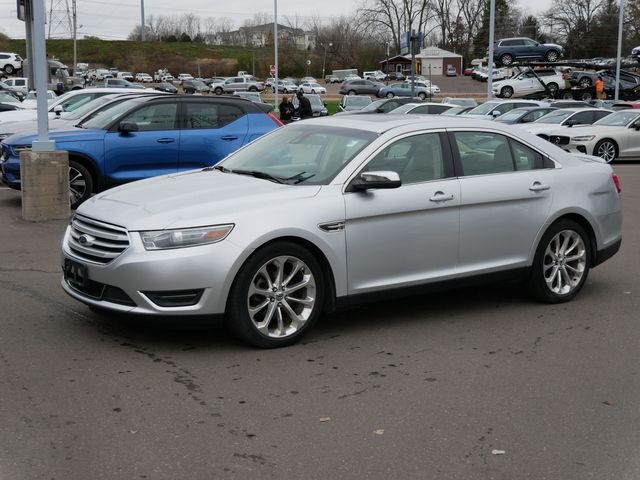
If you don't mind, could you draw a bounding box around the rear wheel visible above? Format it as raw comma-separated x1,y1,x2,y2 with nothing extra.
500,86,514,98
418,92,427,100
528,220,591,303
226,242,325,348
348,90,356,96
499,54,514,66
580,91,593,101
545,50,559,62
214,87,223,95
579,77,592,88
249,86,257,92
69,160,93,209
547,82,559,96
386,92,394,98
594,139,618,163
561,91,574,100
311,89,316,94
4,65,15,74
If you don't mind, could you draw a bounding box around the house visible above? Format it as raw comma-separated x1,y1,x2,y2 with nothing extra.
415,47,463,76
379,55,413,75
209,23,315,50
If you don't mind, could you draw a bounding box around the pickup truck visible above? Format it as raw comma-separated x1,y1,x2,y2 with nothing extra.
212,76,265,94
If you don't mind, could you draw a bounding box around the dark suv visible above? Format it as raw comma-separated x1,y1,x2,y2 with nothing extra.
339,79,385,96
492,37,563,66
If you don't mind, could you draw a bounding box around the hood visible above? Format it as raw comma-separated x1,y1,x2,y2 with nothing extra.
79,170,322,231
0,115,72,137
5,127,105,145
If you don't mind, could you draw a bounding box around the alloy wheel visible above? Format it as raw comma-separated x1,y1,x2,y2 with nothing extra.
69,166,87,207
247,255,316,338
543,230,587,295
596,141,616,163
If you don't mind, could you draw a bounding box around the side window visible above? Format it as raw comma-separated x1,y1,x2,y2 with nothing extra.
183,103,243,129
122,103,177,131
494,103,516,114
364,133,446,184
60,94,94,112
570,112,593,125
430,105,451,114
511,39,525,46
508,139,546,170
453,132,514,176
0,54,8,60
380,101,400,112
524,39,537,46
593,111,612,121
410,106,430,114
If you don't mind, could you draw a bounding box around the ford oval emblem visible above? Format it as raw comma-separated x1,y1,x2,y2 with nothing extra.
78,234,95,246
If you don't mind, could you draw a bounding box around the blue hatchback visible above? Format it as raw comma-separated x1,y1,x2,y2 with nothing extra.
0,95,281,207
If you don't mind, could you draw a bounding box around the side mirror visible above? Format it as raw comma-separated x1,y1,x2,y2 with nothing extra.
118,122,139,134
376,107,385,113
565,119,577,127
350,171,401,191
491,110,501,117
53,105,63,115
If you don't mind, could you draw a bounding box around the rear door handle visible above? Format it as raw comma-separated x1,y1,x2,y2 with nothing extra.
221,136,238,141
529,182,550,192
429,191,455,202
156,138,175,143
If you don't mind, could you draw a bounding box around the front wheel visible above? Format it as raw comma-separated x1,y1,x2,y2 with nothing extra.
249,86,257,92
500,86,514,98
348,90,356,96
561,91,574,100
386,92,394,98
418,92,427,100
311,89,316,94
594,139,618,163
527,220,591,303
4,64,15,74
579,77,592,88
500,54,514,66
69,160,93,209
214,87,223,95
547,82,559,96
226,242,325,348
545,50,559,62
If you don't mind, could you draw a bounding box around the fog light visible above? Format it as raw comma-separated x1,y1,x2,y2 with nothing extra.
577,145,586,153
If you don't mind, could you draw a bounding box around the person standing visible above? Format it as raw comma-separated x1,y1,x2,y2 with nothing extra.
295,91,313,120
279,95,294,124
595,76,605,100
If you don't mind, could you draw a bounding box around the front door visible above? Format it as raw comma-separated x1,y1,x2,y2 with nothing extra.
345,132,460,295
103,101,179,184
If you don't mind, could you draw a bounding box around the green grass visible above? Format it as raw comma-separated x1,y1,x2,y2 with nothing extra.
324,100,341,115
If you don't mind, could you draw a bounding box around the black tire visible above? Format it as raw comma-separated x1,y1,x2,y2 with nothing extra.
311,89,315,94
348,90,357,96
386,92,394,98
68,160,94,209
500,86,514,98
226,241,326,348
4,64,15,75
499,54,514,66
593,139,618,163
547,82,559,95
249,86,257,92
418,92,427,100
580,91,593,101
579,77,592,88
561,91,574,100
545,50,559,62
527,219,591,304
214,87,223,95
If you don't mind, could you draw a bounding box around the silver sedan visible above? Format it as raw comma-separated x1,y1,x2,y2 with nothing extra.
61,116,623,348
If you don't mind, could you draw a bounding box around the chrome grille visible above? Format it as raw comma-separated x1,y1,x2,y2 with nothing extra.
68,214,130,264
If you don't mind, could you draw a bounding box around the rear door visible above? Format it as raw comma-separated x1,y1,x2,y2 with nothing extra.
178,101,248,170
103,100,180,183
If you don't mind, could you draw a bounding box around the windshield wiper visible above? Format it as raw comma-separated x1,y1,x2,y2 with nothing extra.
284,171,316,184
203,164,230,172
230,169,286,184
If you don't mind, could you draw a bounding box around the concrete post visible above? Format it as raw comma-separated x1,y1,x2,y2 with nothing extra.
20,151,70,221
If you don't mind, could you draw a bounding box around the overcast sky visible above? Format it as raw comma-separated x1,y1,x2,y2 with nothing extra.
0,0,552,40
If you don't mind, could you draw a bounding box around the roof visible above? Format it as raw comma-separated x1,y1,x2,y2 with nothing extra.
415,47,463,59
379,55,412,64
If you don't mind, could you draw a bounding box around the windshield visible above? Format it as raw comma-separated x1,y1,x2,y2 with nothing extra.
534,110,574,124
594,111,640,126
389,104,420,114
0,93,20,103
346,97,372,107
64,95,126,121
307,96,324,107
495,108,528,122
219,125,377,185
467,101,500,115
361,99,388,112
79,98,143,129
441,106,469,116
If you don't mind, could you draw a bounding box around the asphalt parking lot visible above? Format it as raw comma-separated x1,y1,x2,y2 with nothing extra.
1,164,639,480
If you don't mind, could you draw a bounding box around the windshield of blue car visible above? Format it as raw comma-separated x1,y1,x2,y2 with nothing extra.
219,125,377,185
78,98,144,129
534,110,574,124
593,111,640,126
467,102,500,115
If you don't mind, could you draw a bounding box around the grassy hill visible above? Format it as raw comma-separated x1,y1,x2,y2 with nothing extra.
0,38,321,78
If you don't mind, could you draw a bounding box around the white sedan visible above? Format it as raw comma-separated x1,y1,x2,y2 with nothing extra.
297,82,326,94
547,110,640,162
521,108,613,136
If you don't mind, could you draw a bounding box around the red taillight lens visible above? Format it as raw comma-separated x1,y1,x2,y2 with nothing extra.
268,112,283,127
612,173,622,194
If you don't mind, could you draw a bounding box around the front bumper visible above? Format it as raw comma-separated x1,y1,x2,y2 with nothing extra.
61,225,247,316
0,148,21,189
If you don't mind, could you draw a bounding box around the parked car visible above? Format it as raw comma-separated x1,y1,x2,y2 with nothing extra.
494,107,558,125
233,92,270,109
215,76,265,94
135,73,153,83
493,68,564,98
570,69,640,90
19,90,57,109
0,52,23,74
155,82,178,94
446,65,457,77
547,100,592,109
522,108,613,136
178,73,194,82
344,74,362,81
336,97,424,115
271,80,298,94
297,82,327,94
465,100,549,119
492,37,563,66
338,96,373,112
58,115,622,348
102,78,145,89
116,72,134,81
292,93,328,117
0,81,25,101
363,70,386,81
387,72,405,81
1,77,29,95
389,102,453,114
589,100,635,110
1,96,282,207
0,92,23,112
325,75,340,84
442,97,477,107
463,67,473,76
440,105,474,116
546,110,640,162
339,79,384,96
632,45,640,59
377,82,433,100
182,79,209,94
205,77,227,87
300,76,316,83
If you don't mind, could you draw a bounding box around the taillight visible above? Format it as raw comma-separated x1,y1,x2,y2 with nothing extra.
268,113,283,127
612,173,622,194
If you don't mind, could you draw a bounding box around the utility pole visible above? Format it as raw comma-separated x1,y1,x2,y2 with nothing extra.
487,0,496,100
410,30,416,98
273,1,279,112
614,0,624,101
385,42,389,85
321,43,332,81
140,0,145,41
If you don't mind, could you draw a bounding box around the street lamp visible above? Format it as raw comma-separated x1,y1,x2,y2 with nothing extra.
321,42,332,81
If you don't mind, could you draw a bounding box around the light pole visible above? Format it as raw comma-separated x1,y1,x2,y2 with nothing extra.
385,41,390,84
140,0,145,41
72,0,76,75
321,42,332,81
614,0,625,100
486,0,496,100
273,0,279,112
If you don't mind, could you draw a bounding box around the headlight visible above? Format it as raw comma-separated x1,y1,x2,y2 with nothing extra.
11,145,32,155
139,224,234,250
571,135,596,142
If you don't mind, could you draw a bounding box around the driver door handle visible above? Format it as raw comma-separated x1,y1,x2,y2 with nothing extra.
429,192,455,202
529,182,550,192
221,136,238,141
156,138,175,143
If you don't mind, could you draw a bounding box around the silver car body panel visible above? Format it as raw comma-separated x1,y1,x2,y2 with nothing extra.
62,115,622,316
